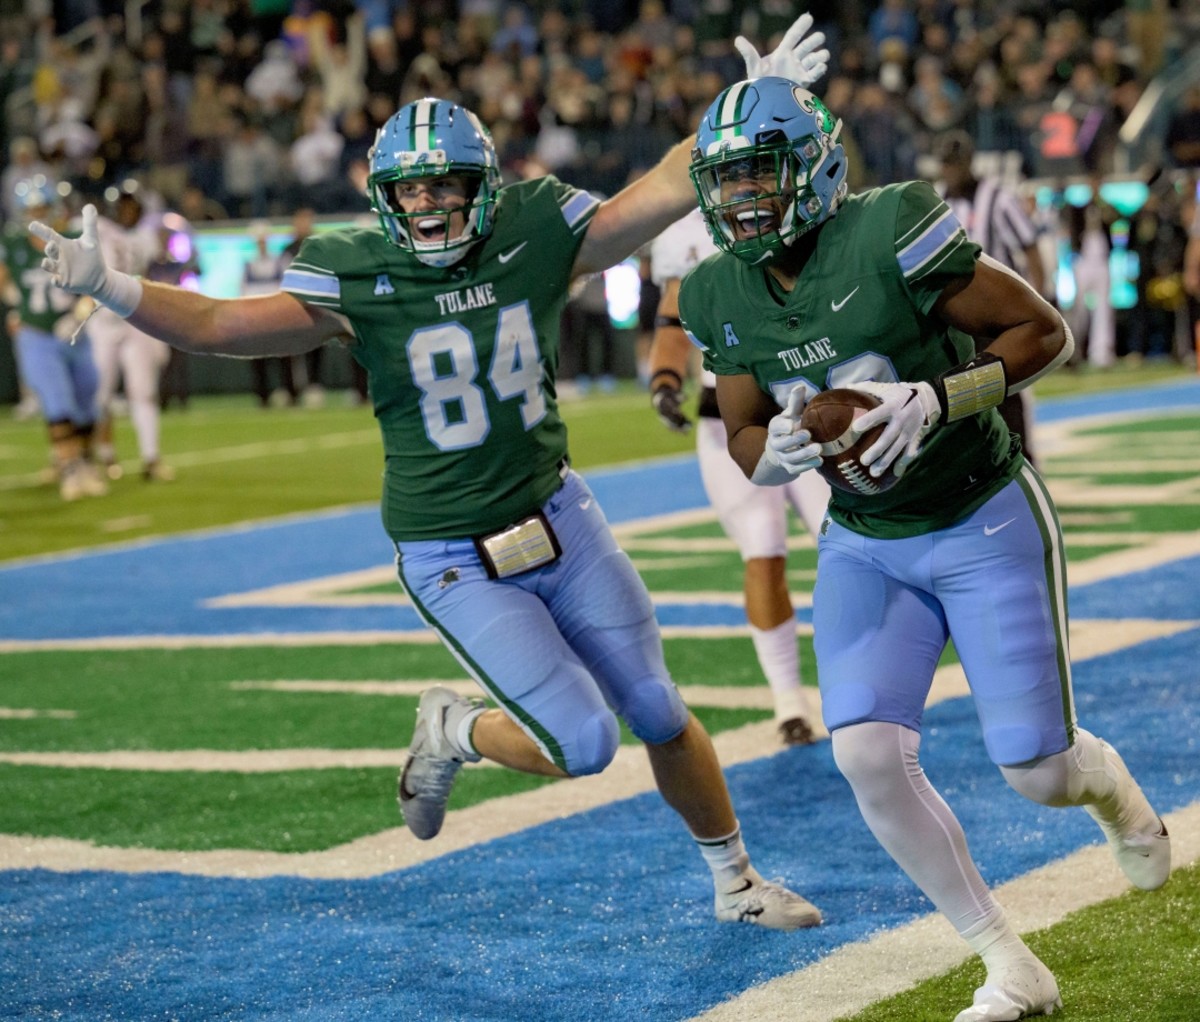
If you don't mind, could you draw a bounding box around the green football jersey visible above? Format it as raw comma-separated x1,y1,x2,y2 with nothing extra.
0,227,76,332
281,176,599,541
679,180,1021,540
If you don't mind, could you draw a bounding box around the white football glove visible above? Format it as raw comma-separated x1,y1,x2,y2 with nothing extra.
735,12,830,90
764,386,821,474
28,204,143,318
847,381,941,479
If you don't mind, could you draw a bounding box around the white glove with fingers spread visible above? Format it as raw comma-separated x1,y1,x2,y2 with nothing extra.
735,12,830,90
764,386,821,474
28,204,143,319
847,381,941,479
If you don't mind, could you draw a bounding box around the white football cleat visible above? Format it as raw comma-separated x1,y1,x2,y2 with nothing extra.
1085,739,1171,891
714,866,822,930
397,686,482,840
953,956,1061,1022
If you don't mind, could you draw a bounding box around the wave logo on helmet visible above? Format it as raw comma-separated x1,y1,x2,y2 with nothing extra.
368,98,501,268
689,77,847,265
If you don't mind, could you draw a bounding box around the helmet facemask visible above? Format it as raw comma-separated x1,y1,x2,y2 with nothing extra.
690,80,848,266
368,100,501,268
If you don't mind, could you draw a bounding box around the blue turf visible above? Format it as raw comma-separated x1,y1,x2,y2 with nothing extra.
2,379,1199,1021
1,628,1197,1022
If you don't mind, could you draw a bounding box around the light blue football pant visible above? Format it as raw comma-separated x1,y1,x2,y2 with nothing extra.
395,470,689,776
814,462,1076,767
16,325,99,426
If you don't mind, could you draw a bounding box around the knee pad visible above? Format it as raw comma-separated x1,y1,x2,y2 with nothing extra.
981,723,1055,767
622,675,688,746
561,707,620,777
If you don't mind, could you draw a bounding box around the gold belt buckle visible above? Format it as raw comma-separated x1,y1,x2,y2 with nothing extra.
475,512,562,579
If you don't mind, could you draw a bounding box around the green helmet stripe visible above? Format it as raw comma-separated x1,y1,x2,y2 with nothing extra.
406,99,439,153
714,81,749,143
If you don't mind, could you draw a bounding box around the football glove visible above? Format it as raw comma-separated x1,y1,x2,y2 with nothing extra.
651,379,692,433
28,204,143,318
736,12,829,89
847,381,941,479
764,386,821,474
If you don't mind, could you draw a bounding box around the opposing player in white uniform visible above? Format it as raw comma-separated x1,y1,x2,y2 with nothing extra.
649,208,829,744
89,184,174,481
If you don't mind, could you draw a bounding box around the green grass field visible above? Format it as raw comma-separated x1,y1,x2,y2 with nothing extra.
2,360,1198,1021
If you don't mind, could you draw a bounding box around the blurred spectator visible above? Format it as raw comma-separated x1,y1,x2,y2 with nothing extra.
221,112,282,217
1165,85,1200,169
962,69,1025,158
1063,182,1118,368
241,218,298,408
868,0,920,62
280,207,330,407
491,3,539,60
562,269,619,396
1125,0,1168,78
1126,184,1190,360
311,12,366,120
852,81,918,186
245,38,304,111
289,104,346,212
907,54,963,136
2,137,55,219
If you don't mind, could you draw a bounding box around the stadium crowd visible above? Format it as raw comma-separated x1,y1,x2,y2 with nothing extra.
2,0,1199,400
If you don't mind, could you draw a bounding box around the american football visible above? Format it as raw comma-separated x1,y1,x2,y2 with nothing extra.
800,388,900,495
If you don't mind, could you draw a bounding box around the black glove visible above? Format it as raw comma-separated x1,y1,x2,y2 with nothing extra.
650,370,691,433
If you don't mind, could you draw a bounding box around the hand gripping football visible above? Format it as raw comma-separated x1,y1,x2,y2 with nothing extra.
799,388,900,495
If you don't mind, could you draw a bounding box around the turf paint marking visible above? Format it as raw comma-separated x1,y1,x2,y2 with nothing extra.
692,802,1200,1022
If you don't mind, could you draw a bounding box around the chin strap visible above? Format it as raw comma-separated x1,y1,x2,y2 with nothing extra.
933,351,1008,423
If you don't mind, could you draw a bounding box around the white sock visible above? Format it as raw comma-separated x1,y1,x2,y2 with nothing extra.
749,620,809,721
448,704,485,762
963,911,1034,973
694,823,751,884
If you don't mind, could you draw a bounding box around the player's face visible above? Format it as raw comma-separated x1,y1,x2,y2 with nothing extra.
390,174,471,243
716,155,788,242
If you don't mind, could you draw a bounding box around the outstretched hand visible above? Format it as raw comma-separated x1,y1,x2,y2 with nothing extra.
735,12,830,90
28,204,142,318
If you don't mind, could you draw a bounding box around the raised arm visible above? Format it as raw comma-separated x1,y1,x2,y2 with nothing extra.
571,10,830,281
30,204,350,356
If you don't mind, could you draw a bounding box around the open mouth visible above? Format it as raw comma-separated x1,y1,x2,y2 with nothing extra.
731,206,779,239
413,216,450,243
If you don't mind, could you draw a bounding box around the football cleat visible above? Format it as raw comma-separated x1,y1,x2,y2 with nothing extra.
778,716,817,746
398,686,482,840
1085,739,1171,891
58,460,87,502
714,866,822,930
142,460,176,482
953,956,1061,1022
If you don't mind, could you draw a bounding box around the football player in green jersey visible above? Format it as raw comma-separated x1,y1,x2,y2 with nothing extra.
29,19,838,931
0,178,106,501
679,77,1171,1020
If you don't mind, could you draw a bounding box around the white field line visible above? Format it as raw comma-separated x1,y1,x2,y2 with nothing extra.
0,618,1191,876
691,801,1200,1022
0,428,381,492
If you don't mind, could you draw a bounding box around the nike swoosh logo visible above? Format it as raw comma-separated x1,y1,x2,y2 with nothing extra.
579,498,592,510
831,286,860,312
498,241,528,264
983,518,1017,536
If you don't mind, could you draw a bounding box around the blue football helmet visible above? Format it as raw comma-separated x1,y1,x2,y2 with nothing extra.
368,98,502,268
690,77,847,264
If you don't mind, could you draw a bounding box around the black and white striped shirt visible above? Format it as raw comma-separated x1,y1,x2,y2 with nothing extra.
940,177,1039,275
